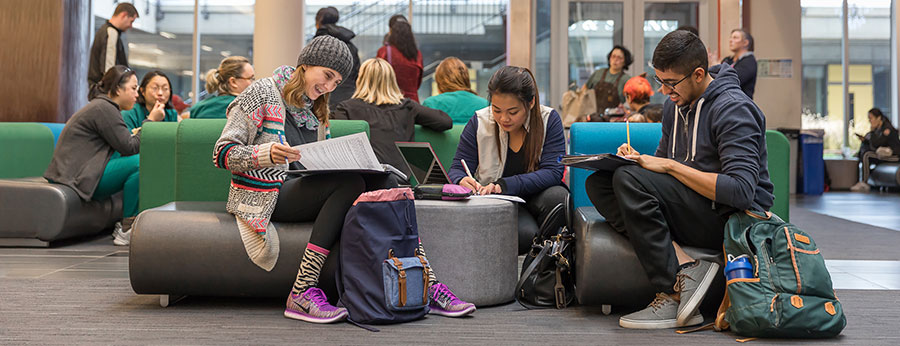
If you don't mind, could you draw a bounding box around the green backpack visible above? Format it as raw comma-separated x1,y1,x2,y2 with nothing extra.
715,210,846,338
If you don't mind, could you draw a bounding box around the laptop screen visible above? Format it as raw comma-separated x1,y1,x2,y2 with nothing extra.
396,142,450,185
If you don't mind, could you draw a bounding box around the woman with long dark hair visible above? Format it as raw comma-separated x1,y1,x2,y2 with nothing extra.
448,66,569,254
45,65,141,246
377,18,423,102
121,70,179,130
851,108,900,192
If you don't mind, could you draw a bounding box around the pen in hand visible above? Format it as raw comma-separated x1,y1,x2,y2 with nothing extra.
278,134,290,165
461,159,482,194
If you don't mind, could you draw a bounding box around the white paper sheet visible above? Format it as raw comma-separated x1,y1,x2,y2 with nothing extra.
291,132,382,171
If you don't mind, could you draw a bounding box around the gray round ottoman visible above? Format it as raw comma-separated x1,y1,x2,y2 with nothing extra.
414,198,518,306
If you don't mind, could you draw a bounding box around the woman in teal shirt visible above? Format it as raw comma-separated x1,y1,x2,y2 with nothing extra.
121,70,179,130
191,56,255,119
422,57,489,124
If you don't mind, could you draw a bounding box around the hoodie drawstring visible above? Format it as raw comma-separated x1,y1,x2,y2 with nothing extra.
671,98,705,162
690,98,705,162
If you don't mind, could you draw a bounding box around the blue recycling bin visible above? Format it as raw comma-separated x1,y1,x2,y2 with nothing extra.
799,130,824,195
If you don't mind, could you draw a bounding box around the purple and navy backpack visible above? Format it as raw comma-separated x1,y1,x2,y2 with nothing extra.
337,188,430,327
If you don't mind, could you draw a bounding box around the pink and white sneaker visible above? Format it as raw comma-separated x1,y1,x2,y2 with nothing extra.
284,287,347,323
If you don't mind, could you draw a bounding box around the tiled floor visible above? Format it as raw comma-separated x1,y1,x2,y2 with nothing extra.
793,191,900,231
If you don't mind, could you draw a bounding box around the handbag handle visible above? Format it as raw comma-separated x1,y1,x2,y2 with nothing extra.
514,244,551,310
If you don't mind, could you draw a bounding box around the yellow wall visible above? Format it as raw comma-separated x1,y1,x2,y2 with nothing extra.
826,64,874,148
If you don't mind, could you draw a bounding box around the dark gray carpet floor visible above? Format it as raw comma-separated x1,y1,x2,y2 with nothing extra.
2,206,898,344
790,206,900,260
0,278,894,345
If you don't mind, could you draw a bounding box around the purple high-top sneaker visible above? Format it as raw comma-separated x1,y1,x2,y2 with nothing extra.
284,287,347,323
428,283,476,317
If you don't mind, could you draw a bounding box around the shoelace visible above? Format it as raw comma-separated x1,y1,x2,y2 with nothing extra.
649,293,671,311
305,288,330,307
673,272,695,294
433,284,457,305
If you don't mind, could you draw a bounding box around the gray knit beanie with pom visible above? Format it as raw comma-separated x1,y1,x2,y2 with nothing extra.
296,35,353,81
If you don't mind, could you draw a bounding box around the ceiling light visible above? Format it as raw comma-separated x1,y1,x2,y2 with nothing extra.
220,50,232,57
160,31,177,39
202,45,213,52
182,70,194,76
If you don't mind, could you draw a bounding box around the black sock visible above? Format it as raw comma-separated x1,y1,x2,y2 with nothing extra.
678,260,698,272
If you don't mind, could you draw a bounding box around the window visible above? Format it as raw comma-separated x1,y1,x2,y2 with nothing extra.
197,1,255,100
305,1,507,101
92,1,194,104
567,2,624,89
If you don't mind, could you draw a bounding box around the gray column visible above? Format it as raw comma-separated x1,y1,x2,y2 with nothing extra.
59,0,90,122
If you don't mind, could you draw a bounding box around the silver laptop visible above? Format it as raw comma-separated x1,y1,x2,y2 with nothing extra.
395,142,451,186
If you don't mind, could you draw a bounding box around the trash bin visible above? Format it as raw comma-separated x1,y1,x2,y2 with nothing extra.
799,129,825,195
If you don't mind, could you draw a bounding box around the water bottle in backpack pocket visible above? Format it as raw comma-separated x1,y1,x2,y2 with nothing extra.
716,210,846,338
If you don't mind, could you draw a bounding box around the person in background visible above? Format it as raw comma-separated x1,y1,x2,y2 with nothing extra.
213,36,473,324
88,3,139,93
449,66,569,255
422,57,489,124
623,74,662,123
333,58,452,185
377,18,423,102
191,56,255,119
314,6,360,108
45,66,141,246
851,108,900,192
121,71,180,130
584,45,633,111
722,28,757,99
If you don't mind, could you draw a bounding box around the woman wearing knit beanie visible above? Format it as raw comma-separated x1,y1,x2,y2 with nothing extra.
212,35,474,324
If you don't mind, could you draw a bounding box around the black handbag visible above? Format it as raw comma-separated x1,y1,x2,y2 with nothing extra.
514,201,576,309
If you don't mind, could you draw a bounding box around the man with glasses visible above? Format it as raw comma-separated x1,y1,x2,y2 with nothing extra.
585,30,774,330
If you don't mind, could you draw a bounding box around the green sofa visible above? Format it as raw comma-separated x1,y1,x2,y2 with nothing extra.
0,123,55,179
138,119,374,212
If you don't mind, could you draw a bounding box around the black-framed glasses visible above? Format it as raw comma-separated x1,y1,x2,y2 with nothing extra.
653,72,692,90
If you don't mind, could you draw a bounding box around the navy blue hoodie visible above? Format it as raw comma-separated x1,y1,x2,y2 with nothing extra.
654,63,774,212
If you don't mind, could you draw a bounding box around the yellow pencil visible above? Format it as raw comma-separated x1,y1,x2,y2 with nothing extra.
626,120,631,153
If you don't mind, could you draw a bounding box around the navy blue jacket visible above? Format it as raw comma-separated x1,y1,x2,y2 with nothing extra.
654,63,774,212
449,110,566,197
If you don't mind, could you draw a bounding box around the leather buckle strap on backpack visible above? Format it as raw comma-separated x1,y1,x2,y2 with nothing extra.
416,254,429,305
389,249,408,307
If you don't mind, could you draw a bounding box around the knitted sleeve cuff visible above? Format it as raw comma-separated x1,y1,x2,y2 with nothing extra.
256,142,276,168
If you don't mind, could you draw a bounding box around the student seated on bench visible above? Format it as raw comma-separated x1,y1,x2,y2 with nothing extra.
585,30,774,329
213,36,473,324
44,65,141,246
448,66,569,255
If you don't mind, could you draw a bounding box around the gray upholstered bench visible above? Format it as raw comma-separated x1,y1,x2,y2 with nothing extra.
869,162,900,187
0,177,121,247
573,207,725,311
130,199,518,307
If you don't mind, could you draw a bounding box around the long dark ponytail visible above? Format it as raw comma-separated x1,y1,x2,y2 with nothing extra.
89,65,136,101
487,66,544,173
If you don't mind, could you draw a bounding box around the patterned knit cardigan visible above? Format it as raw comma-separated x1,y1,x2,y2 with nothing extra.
213,77,291,271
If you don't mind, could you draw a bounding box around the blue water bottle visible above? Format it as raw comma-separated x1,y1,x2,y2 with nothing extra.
724,254,754,280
